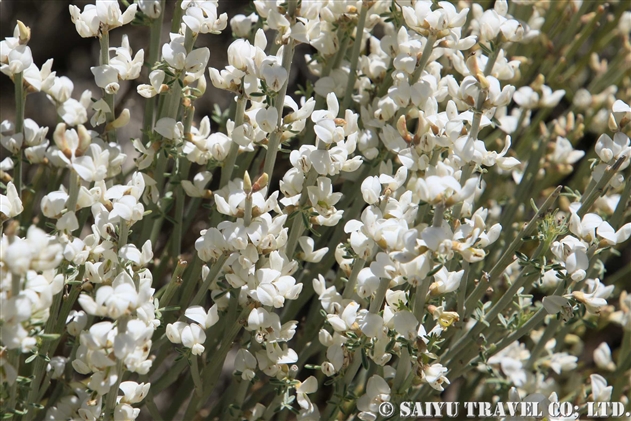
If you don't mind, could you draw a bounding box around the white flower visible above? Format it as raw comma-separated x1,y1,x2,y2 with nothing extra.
357,375,391,421
307,177,343,218
109,35,144,80
119,240,153,267
114,403,140,421
234,348,257,381
0,181,23,220
297,236,328,263
4,225,63,275
184,304,220,329
182,2,227,35
551,136,584,165
595,132,630,164
230,13,258,38
255,106,278,133
79,271,139,318
590,374,612,402
296,376,318,414
181,323,206,355
137,70,168,98
391,311,419,341
0,44,32,76
429,268,464,295
593,342,616,372
119,381,150,404
69,1,137,38
91,65,120,94
181,171,213,198
66,310,89,336
422,363,450,391
137,0,161,19
162,34,210,81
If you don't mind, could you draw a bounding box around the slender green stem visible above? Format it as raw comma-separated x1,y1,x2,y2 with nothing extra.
141,0,166,145
462,186,561,320
526,317,561,370
413,276,432,322
143,393,164,421
393,347,411,392
23,290,63,421
342,258,365,300
263,391,286,420
192,306,250,416
150,358,188,394
66,172,80,213
284,169,319,259
190,355,203,397
190,254,228,307
103,316,129,421
577,156,627,217
451,39,501,223
220,95,247,188
8,281,21,415
177,255,202,309
172,106,194,261
13,71,24,200
244,195,253,227
611,330,631,401
118,221,129,249
158,258,187,307
339,3,370,114
262,0,297,188
170,0,183,33
226,378,251,421
99,30,116,143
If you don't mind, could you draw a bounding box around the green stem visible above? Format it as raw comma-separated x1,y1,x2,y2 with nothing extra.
22,290,63,421
262,0,297,188
190,254,228,307
611,330,631,402
339,3,370,114
220,95,247,188
413,276,432,322
118,221,129,249
99,30,116,143
172,106,194,261
66,172,80,213
141,0,166,145
463,186,562,320
577,156,627,217
158,258,187,307
190,355,203,397
13,71,24,201
170,0,183,33
526,317,561,370
103,316,129,421
177,255,202,309
451,39,501,222
143,393,164,421
193,306,250,415
342,258,365,300
226,378,251,421
263,391,285,420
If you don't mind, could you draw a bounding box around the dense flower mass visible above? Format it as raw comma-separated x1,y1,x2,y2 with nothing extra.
1,1,631,420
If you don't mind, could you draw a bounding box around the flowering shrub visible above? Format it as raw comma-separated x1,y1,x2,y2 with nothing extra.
1,0,630,420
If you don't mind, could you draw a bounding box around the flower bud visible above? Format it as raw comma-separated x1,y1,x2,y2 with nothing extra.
16,21,31,45
106,108,130,131
252,173,269,192
243,171,252,194
77,124,92,155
